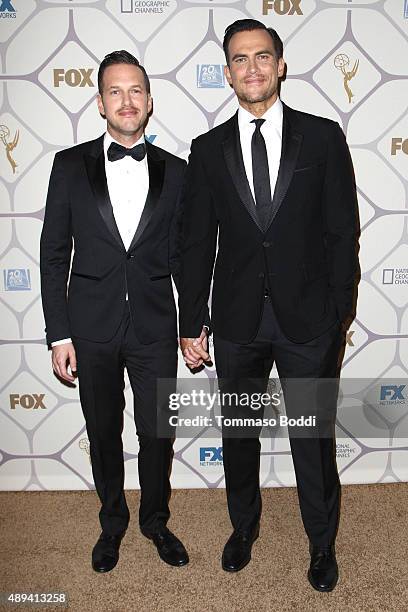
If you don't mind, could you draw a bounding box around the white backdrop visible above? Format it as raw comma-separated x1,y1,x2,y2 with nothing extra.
0,0,407,491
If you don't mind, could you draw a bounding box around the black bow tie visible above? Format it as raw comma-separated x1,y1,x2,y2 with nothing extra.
107,141,146,162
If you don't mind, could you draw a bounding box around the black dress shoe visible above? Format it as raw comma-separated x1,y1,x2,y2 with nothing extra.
222,525,260,572
307,544,338,592
145,528,189,567
92,532,125,573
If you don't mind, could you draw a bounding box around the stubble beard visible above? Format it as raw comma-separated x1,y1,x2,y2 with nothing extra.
108,115,144,139
236,80,277,106
239,91,271,105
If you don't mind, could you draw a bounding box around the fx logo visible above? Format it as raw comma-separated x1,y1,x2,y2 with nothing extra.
391,138,408,155
9,394,46,409
263,0,302,15
380,385,405,401
53,69,94,88
200,447,223,462
0,0,15,12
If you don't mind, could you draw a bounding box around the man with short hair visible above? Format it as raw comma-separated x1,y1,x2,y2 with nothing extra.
41,50,188,572
179,20,359,591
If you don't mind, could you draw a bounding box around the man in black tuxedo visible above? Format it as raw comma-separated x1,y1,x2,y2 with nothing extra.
40,51,188,572
179,20,359,591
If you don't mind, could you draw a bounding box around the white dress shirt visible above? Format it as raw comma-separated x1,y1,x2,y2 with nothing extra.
104,132,149,251
52,132,149,347
238,97,283,202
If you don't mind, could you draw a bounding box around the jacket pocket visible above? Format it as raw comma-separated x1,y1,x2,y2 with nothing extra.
293,162,323,173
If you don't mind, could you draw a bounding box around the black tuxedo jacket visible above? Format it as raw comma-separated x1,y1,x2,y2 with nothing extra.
40,136,186,345
179,103,359,344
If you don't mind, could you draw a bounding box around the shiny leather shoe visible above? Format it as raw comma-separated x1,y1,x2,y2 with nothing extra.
222,525,260,572
307,544,338,592
92,532,125,573
146,528,189,567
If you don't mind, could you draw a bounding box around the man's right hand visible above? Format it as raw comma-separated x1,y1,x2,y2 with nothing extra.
180,330,210,369
52,342,77,383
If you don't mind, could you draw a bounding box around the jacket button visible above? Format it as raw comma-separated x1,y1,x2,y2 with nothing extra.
258,272,265,278
262,241,271,248
127,254,135,259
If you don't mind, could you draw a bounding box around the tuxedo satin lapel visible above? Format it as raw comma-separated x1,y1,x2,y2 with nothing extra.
264,108,303,232
222,115,262,232
84,142,124,249
128,145,165,252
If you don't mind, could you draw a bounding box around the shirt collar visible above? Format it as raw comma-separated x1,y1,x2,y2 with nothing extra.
104,132,146,156
238,97,283,131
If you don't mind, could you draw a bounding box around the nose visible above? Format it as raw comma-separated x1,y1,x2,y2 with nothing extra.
247,57,257,73
122,91,131,106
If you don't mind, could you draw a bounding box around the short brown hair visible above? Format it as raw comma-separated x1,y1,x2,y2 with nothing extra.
223,19,283,65
98,50,150,94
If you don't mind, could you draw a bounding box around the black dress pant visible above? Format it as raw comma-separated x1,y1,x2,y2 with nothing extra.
214,297,345,547
73,304,177,537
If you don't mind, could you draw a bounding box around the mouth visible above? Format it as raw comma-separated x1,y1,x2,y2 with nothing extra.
118,108,138,117
244,78,265,85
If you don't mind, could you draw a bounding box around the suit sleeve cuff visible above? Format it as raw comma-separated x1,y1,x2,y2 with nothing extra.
51,338,72,347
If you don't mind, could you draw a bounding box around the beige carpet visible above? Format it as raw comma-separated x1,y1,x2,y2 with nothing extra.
1,484,407,612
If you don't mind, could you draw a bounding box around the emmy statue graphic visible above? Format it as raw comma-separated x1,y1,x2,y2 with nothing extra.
0,125,19,174
79,438,91,463
334,54,359,104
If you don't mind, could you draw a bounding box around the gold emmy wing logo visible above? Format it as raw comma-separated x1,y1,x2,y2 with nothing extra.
79,438,91,463
334,54,359,104
0,124,19,173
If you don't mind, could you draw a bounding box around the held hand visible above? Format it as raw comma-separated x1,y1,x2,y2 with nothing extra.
52,342,77,383
180,329,210,369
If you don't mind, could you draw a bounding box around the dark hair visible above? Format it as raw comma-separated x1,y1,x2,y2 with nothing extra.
98,50,150,94
223,19,283,65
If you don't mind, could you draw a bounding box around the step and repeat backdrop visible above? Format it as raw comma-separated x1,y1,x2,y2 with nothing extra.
0,0,407,491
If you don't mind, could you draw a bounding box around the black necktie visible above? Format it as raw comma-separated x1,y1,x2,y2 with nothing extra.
107,141,146,162
251,118,272,230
